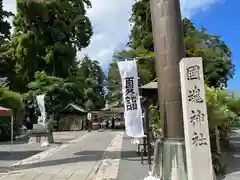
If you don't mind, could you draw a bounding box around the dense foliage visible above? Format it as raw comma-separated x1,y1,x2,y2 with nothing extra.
108,0,235,103
0,0,238,176
106,0,239,174
0,84,24,141
10,0,92,93
0,0,105,140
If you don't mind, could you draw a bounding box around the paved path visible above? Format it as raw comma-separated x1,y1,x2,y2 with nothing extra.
217,129,240,180
0,130,122,180
117,135,149,180
0,131,87,174
0,130,150,180
5,129,240,180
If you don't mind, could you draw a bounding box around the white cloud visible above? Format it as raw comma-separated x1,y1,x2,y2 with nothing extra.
180,0,225,17
80,0,224,69
77,0,134,69
3,0,223,69
3,0,16,13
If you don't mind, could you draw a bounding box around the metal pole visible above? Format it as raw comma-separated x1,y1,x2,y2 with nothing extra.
88,120,91,132
10,116,13,152
150,0,185,138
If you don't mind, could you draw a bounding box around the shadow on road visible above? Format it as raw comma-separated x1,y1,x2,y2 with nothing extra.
0,136,30,145
75,150,139,158
0,150,43,161
11,150,140,171
217,130,240,180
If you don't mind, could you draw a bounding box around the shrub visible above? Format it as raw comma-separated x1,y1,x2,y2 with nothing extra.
0,85,24,141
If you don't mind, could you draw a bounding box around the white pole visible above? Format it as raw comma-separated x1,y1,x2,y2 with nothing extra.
10,115,13,152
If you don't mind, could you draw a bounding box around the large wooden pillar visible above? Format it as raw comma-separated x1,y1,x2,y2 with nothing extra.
150,0,185,138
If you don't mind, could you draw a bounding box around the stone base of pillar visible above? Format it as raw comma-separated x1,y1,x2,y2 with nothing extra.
151,138,188,180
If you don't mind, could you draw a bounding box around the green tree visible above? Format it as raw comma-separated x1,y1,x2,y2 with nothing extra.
0,84,24,141
128,0,235,88
7,0,92,92
107,47,155,105
27,70,85,119
25,71,83,133
79,55,105,111
25,55,106,129
0,0,14,83
130,0,152,50
107,0,235,106
183,18,234,87
0,0,13,44
106,0,236,173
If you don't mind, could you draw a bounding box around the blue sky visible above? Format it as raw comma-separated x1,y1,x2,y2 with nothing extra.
3,0,239,90
191,0,240,90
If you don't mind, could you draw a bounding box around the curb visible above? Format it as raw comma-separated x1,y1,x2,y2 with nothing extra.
85,134,117,180
85,132,124,180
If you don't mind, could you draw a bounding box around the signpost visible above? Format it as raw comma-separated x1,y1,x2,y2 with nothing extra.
180,57,214,180
87,112,92,132
87,112,92,121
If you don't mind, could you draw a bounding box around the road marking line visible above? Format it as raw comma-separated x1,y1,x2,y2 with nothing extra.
12,132,89,167
85,131,124,180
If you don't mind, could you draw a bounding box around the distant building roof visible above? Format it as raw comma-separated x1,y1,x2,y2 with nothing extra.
99,107,124,113
61,103,86,113
111,107,124,113
141,78,158,89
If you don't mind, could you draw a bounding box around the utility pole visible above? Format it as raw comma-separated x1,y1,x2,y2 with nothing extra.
150,0,187,179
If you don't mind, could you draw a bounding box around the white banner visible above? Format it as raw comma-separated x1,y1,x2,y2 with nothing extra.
36,94,46,128
117,60,144,138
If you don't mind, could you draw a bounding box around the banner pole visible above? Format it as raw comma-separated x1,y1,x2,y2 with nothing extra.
10,115,13,152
